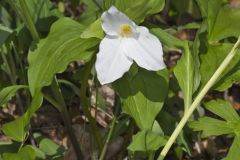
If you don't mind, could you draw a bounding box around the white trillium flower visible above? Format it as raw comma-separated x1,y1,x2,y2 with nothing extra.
95,6,166,85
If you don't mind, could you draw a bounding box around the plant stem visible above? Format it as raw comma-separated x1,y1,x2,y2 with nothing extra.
99,97,120,160
99,115,117,160
19,0,39,41
50,78,83,159
157,37,240,160
80,56,103,150
149,152,155,160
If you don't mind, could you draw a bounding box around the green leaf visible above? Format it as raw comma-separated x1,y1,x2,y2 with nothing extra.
39,138,64,156
215,68,240,91
81,18,104,39
128,130,166,152
28,18,100,95
198,0,240,41
199,43,240,91
205,100,240,122
114,68,168,129
0,85,28,106
2,145,35,160
174,43,195,112
1,92,43,142
1,116,26,142
189,117,234,138
189,100,240,138
225,136,240,160
209,5,240,41
106,0,165,23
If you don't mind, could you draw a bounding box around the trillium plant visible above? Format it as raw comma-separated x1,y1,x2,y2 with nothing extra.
1,0,240,160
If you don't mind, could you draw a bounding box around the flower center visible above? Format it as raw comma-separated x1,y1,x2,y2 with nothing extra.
120,25,133,37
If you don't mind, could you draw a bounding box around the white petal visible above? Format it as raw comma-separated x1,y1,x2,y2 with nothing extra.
101,6,136,36
123,26,166,70
95,36,133,84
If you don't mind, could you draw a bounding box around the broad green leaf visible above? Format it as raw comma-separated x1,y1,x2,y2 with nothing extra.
2,145,35,160
209,5,240,41
189,117,234,138
28,18,100,95
1,116,26,142
0,85,28,106
205,100,240,122
128,130,166,152
225,136,240,160
106,0,165,23
39,138,64,156
1,92,43,142
198,0,240,41
81,18,104,39
200,43,240,90
0,24,13,47
114,68,168,129
174,43,195,112
206,0,222,37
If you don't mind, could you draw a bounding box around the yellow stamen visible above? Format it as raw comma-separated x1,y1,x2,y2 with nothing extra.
120,25,133,37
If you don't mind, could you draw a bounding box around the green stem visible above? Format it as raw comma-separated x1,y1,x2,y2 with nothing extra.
19,0,39,41
81,56,103,150
99,98,120,160
157,37,240,160
50,78,83,159
148,152,155,160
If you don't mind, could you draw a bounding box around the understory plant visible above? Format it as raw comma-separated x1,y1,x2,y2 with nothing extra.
0,0,240,160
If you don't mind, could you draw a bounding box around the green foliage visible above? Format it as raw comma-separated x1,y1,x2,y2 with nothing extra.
0,85,28,106
189,100,240,159
1,92,43,142
128,130,166,152
105,0,165,23
33,133,65,159
114,68,169,130
1,0,240,159
2,145,35,160
28,18,100,95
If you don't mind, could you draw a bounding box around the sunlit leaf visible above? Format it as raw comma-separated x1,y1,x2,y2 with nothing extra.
114,68,168,129
1,92,43,142
28,18,100,95
128,130,166,152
